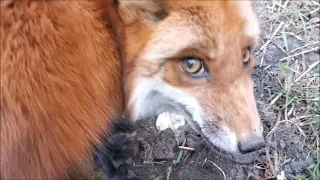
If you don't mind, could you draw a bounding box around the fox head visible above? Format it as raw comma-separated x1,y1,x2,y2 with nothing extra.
117,0,264,154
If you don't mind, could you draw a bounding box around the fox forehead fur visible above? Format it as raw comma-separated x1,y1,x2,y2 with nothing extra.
121,0,262,153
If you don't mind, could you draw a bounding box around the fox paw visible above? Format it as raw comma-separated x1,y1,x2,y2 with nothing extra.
94,114,138,180
156,112,186,132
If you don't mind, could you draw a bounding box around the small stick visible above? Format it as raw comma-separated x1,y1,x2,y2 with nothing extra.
259,21,285,51
266,111,281,177
312,0,320,6
292,60,320,85
280,47,320,61
208,160,226,179
178,146,195,151
202,157,207,167
268,91,284,109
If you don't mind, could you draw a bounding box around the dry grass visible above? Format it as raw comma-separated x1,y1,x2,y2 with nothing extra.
253,0,320,179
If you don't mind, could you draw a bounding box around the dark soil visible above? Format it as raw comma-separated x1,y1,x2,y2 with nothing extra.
114,113,316,180
122,119,264,180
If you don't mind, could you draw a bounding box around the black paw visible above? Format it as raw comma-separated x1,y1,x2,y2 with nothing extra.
110,114,136,135
94,114,138,180
99,132,135,163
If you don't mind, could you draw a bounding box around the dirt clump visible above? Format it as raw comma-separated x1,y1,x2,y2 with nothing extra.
120,119,268,180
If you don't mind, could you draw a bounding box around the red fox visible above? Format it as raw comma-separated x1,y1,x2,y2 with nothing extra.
1,0,263,179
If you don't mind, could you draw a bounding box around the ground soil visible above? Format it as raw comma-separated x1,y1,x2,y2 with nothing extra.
118,115,315,180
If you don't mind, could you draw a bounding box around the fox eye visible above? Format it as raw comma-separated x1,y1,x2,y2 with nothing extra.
181,57,207,78
243,49,251,65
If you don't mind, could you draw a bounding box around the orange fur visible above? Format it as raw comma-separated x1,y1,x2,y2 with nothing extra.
1,1,123,179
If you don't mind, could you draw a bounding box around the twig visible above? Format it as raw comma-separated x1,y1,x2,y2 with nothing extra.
202,157,207,167
259,48,267,67
310,7,320,15
274,147,279,174
178,146,195,151
283,32,303,41
273,1,287,10
295,124,307,137
267,91,284,109
208,160,226,179
266,111,281,177
267,120,296,137
259,22,285,51
280,47,320,61
312,0,320,6
292,60,320,85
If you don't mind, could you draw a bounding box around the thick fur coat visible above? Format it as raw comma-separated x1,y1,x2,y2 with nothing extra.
1,1,123,179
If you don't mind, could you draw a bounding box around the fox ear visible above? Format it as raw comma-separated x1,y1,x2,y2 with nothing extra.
116,0,167,25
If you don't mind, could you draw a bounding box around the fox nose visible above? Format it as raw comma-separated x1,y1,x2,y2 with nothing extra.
238,135,265,153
